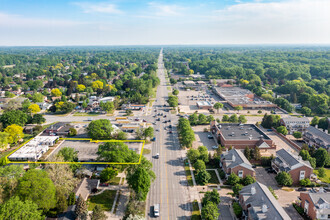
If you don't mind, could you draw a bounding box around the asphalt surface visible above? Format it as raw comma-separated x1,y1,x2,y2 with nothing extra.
146,49,191,219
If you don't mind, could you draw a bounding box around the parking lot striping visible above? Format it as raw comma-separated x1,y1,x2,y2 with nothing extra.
6,138,145,165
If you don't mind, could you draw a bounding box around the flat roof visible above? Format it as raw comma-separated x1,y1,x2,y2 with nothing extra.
197,101,212,107
218,123,271,140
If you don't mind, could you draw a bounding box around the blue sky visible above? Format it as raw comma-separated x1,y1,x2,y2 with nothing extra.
0,0,329,46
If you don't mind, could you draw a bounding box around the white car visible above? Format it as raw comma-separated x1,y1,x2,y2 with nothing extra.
212,145,219,149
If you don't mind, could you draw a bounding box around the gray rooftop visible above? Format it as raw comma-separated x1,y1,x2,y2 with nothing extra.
222,149,254,171
217,123,271,141
307,192,330,215
306,126,330,144
282,117,310,123
239,182,291,220
276,148,312,171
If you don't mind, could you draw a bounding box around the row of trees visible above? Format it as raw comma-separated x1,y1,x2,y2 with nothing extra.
188,113,214,126
187,146,211,185
177,118,195,148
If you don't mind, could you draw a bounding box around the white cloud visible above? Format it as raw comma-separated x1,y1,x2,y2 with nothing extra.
72,1,122,14
210,0,330,43
0,12,84,28
148,2,184,16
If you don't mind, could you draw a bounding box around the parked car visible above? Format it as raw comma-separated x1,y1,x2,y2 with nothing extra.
207,135,213,139
143,119,147,122
297,187,307,191
212,145,218,149
169,125,172,128
151,137,156,141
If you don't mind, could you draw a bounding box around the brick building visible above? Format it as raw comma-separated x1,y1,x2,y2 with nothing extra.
271,148,313,185
299,189,330,220
280,117,310,134
221,149,255,178
210,121,276,151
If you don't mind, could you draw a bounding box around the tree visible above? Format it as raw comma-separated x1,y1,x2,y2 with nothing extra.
87,119,114,140
222,115,229,122
167,95,178,107
0,165,25,203
76,84,86,92
198,145,209,163
311,116,319,126
274,98,293,112
276,126,288,135
143,126,154,140
58,147,78,162
202,189,220,206
229,114,238,123
234,105,243,113
253,146,261,160
300,178,311,187
68,192,76,206
97,142,137,163
126,214,145,220
201,201,219,220
213,102,223,113
299,150,310,160
28,104,41,113
75,195,88,220
293,131,302,139
51,88,62,97
0,110,28,127
301,107,311,116
233,202,243,218
16,169,56,211
196,169,211,185
318,167,326,178
0,196,44,220
242,175,256,186
92,80,104,90
189,113,199,125
69,127,77,136
314,148,330,167
198,114,207,125
99,101,115,113
193,160,206,173
100,167,118,183
187,149,200,163
227,173,240,185
115,131,128,140
0,132,9,149
30,114,46,124
172,89,179,96
4,124,24,144
32,93,44,103
90,205,107,220
275,172,293,186
232,184,243,196
56,190,68,213
127,167,152,201
238,115,247,123
244,147,251,160
45,155,78,197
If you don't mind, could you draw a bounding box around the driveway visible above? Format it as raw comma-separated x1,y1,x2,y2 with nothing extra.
255,167,278,189
218,188,234,220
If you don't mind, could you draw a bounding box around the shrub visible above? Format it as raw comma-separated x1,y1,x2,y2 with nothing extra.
300,178,311,187
232,202,242,218
227,173,240,185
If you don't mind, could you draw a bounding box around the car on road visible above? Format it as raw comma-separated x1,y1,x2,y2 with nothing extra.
151,137,156,141
155,129,159,132
168,131,173,134
212,145,218,149
155,153,159,159
143,119,147,122
207,135,213,139
154,204,160,217
135,118,140,121
169,125,172,128
168,120,171,122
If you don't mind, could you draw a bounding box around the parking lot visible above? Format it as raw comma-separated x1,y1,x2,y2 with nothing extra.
192,125,218,152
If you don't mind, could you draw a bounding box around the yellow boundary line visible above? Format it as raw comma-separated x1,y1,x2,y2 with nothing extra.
6,138,145,165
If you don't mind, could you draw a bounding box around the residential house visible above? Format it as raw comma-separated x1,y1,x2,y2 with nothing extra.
36,102,52,111
300,189,330,220
271,148,313,185
221,148,255,178
239,182,291,220
280,117,310,134
303,125,330,151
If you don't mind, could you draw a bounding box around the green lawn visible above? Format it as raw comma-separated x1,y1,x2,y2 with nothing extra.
73,112,101,116
108,177,121,185
142,148,151,155
192,200,202,220
184,159,194,186
193,170,220,185
314,168,330,184
88,190,117,211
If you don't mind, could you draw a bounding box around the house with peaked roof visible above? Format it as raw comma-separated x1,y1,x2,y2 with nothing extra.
221,148,255,178
303,125,330,151
271,148,313,185
299,189,330,220
239,182,291,220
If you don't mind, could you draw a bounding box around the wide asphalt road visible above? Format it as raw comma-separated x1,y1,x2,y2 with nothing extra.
146,49,191,220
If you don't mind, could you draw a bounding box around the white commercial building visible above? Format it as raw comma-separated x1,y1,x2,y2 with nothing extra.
8,136,59,161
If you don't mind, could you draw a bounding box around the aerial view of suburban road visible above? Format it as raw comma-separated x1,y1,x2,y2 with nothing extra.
146,49,191,219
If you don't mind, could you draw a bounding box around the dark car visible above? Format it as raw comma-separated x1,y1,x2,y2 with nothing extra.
297,187,307,192
169,125,172,128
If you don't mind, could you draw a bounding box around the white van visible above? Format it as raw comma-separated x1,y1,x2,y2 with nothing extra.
154,204,160,217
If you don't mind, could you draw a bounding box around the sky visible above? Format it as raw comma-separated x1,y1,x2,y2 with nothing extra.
0,0,329,46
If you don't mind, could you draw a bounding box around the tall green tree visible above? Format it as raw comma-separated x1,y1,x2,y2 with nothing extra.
87,119,114,139
213,102,223,114
201,189,220,206
201,201,219,220
75,195,88,220
275,172,293,186
90,205,107,220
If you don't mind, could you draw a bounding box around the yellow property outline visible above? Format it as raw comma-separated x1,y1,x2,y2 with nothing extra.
6,138,145,165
